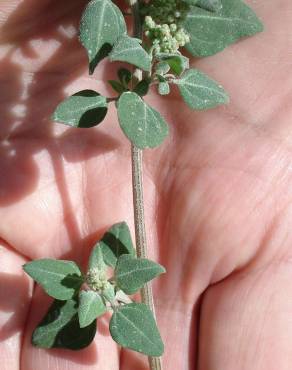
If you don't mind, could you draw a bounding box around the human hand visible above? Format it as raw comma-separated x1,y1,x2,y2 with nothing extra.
0,1,291,369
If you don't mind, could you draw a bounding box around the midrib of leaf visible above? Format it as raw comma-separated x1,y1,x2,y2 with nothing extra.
187,12,257,27
113,45,142,57
80,294,97,319
95,0,106,55
180,80,226,98
64,99,105,115
31,266,79,280
117,265,158,279
117,308,157,346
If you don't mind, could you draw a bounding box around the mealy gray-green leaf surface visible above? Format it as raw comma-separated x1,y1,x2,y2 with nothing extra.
79,0,126,73
184,0,263,57
78,290,106,328
109,35,151,72
174,69,229,110
23,259,83,300
110,303,164,356
117,92,169,149
196,0,222,12
52,90,107,128
99,222,136,268
32,298,96,350
115,255,165,294
88,242,107,272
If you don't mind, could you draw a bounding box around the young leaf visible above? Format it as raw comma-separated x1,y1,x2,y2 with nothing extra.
110,303,164,356
100,222,136,268
174,69,229,110
115,255,165,294
196,0,222,12
184,0,263,57
108,80,126,94
52,90,107,128
79,0,126,73
102,282,116,303
117,92,169,149
23,259,83,300
158,82,170,96
109,35,151,72
88,243,106,273
133,79,150,97
155,61,170,75
32,298,96,350
156,53,189,76
118,68,132,87
78,290,106,328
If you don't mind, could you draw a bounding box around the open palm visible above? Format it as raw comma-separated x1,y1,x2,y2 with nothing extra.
1,1,292,369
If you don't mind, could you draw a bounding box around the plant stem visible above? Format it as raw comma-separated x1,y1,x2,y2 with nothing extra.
131,2,162,370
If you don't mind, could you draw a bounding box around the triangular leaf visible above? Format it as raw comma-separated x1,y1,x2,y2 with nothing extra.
110,303,164,356
52,90,107,128
88,243,107,272
23,259,83,300
100,222,136,268
32,298,96,350
109,35,151,72
184,0,263,57
115,255,165,294
78,290,106,328
117,92,169,149
174,69,229,110
79,0,126,74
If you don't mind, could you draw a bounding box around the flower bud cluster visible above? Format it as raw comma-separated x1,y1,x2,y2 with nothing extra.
86,268,108,291
142,0,190,54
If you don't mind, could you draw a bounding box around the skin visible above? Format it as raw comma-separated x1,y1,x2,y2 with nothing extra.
0,0,292,369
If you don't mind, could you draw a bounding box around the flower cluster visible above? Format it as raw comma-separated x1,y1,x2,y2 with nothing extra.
142,0,191,54
86,268,108,291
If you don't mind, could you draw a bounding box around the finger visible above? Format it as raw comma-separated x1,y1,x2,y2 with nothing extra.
21,286,120,370
198,261,292,369
0,241,32,370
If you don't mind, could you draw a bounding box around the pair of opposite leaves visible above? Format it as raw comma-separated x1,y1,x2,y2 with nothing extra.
52,0,263,149
23,222,166,356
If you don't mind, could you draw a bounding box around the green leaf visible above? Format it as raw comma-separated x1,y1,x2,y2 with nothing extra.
102,282,116,303
109,35,151,72
133,79,150,97
155,61,170,75
158,82,170,96
88,243,106,273
174,69,229,110
184,0,264,57
100,222,136,268
118,68,132,87
79,0,126,74
110,303,164,356
196,0,222,12
32,298,96,350
117,92,169,149
23,259,83,300
52,90,107,128
78,290,106,328
115,255,165,294
108,80,126,94
156,53,189,76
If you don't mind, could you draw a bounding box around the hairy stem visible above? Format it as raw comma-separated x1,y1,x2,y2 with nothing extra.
131,2,163,370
